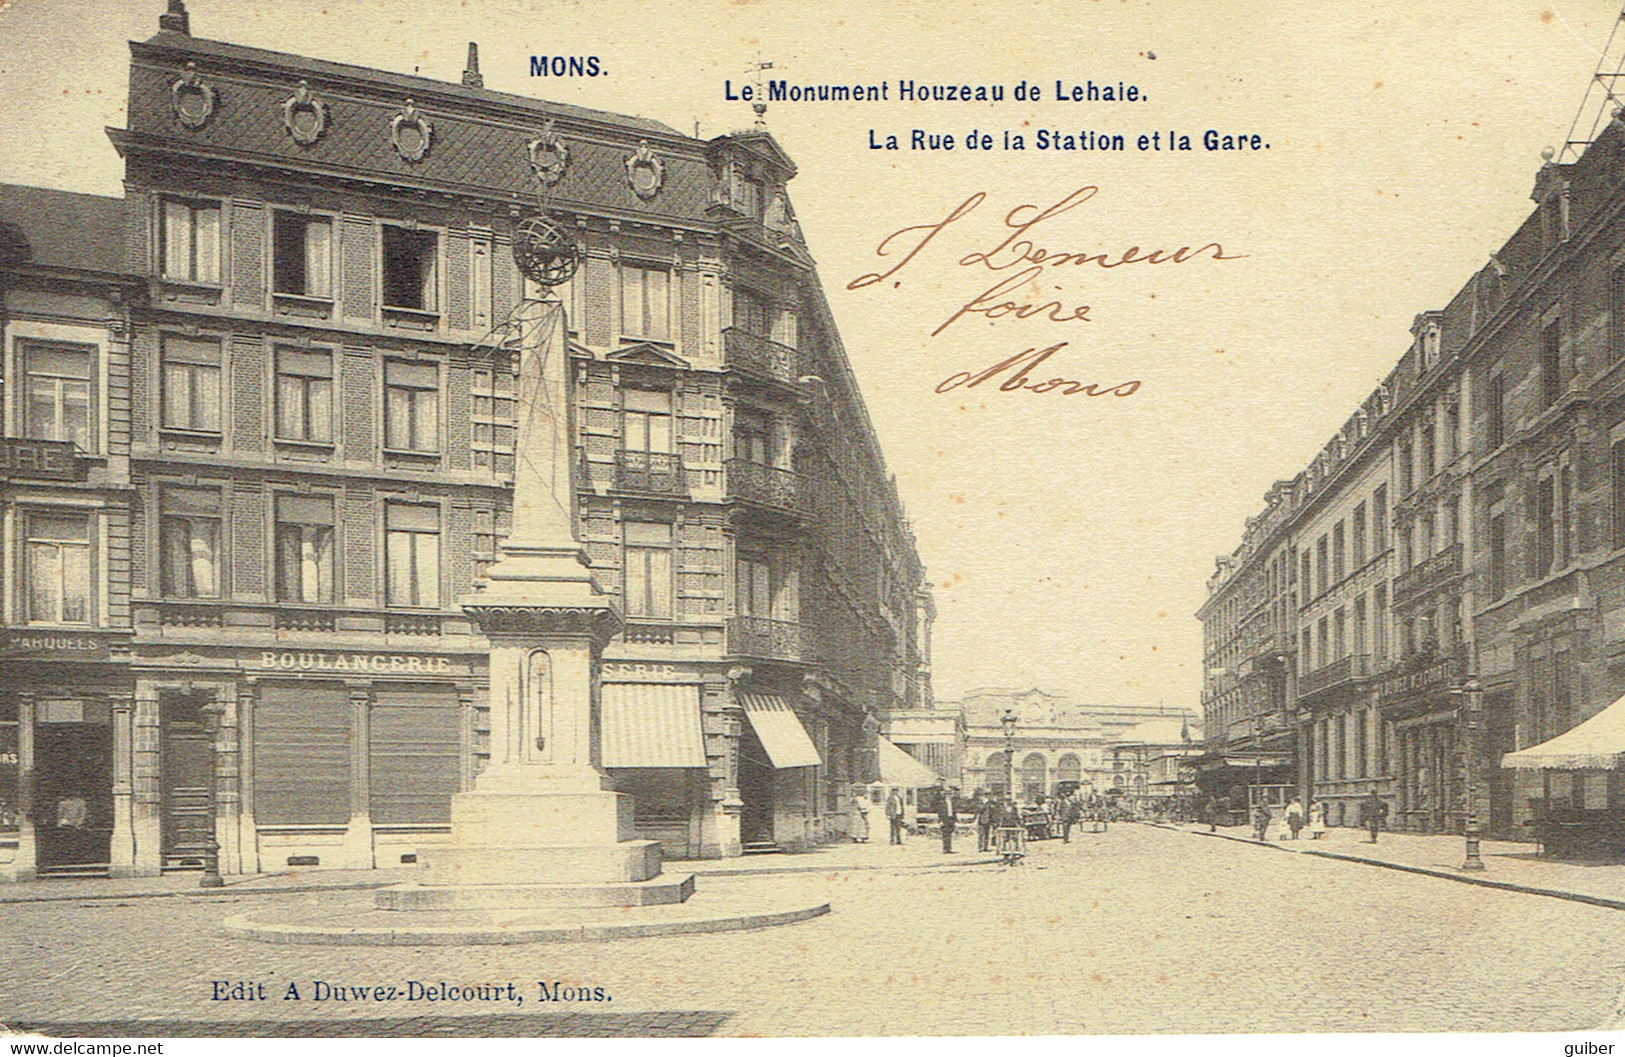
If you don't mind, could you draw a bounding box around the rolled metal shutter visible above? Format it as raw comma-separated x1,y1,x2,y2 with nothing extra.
368,688,459,824
253,685,351,825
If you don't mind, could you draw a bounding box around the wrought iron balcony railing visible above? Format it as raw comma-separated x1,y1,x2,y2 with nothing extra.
614,450,685,495
724,458,803,511
723,327,798,384
725,616,808,663
1298,653,1372,698
1392,542,1463,606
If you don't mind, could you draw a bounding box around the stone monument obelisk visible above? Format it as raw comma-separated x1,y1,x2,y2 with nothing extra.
384,290,687,907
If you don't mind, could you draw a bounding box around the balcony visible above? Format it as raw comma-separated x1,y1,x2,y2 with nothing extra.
385,612,442,636
1298,653,1372,698
723,327,798,384
1374,647,1463,703
156,603,225,628
725,616,808,663
614,450,686,496
275,607,337,633
1392,542,1463,606
724,458,803,512
623,622,676,645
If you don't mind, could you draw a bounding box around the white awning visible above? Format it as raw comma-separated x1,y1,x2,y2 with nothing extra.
1504,693,1625,770
600,683,707,768
877,736,940,786
739,693,822,768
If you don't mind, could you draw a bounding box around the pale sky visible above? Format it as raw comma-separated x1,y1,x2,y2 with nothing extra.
0,0,1616,711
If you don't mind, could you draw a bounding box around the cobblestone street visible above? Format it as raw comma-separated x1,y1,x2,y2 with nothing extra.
3,824,1623,1037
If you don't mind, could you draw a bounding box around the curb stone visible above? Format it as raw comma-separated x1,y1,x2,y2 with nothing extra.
1149,820,1625,912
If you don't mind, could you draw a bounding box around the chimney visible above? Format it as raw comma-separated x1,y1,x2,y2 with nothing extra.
159,0,191,35
462,42,483,88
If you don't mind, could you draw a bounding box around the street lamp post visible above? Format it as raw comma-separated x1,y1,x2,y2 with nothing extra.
1001,708,1018,802
1450,675,1486,872
198,699,226,888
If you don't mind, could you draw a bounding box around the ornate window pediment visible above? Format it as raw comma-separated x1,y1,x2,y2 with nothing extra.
607,342,687,368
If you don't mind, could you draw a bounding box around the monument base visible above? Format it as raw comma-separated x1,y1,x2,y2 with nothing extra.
418,839,664,887
375,871,694,910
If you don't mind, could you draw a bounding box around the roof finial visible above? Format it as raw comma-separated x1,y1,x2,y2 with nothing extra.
462,42,484,88
748,56,774,128
159,0,191,35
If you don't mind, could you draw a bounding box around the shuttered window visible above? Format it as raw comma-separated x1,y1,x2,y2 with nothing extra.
253,685,350,825
368,689,459,824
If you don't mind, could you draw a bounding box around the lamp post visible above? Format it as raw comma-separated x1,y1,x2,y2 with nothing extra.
1001,708,1018,802
198,699,226,888
1450,675,1486,872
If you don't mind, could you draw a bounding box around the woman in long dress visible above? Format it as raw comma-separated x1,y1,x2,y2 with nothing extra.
1308,799,1328,839
850,786,871,843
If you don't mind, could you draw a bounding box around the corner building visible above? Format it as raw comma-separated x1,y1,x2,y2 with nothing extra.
0,4,930,879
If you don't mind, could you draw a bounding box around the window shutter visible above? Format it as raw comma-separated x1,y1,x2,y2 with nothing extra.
252,685,351,825
368,688,460,824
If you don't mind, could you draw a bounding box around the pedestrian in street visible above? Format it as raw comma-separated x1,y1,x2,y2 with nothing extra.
1061,794,1081,843
1253,802,1272,841
1284,797,1306,840
1359,790,1389,843
1308,799,1328,839
940,786,958,853
886,788,906,845
977,793,998,852
849,785,870,843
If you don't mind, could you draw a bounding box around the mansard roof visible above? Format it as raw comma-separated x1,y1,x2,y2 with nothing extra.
115,31,800,229
0,184,127,278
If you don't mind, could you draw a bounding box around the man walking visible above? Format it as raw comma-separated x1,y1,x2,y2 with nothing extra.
886,788,906,845
1359,790,1389,843
1061,794,1080,843
977,793,998,851
940,786,957,853
1253,801,1272,842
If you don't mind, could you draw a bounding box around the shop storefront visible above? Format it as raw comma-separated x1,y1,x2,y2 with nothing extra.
1377,649,1465,834
0,631,134,881
92,644,488,878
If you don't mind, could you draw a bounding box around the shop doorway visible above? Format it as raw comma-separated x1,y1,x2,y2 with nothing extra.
161,692,214,868
738,724,776,848
34,700,113,874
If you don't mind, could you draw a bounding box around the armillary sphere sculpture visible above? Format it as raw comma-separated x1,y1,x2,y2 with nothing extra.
511,214,580,289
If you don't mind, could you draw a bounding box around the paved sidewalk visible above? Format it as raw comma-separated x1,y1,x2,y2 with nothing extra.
1156,819,1625,909
0,836,995,904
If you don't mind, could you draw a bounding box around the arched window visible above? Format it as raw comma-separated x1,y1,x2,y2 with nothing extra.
1021,753,1047,803
984,751,1009,796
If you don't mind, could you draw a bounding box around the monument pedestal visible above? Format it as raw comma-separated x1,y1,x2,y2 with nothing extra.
375,538,691,911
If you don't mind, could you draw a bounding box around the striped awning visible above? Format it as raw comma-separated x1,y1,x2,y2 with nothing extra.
1504,692,1625,770
739,693,822,768
600,683,707,768
877,736,940,786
